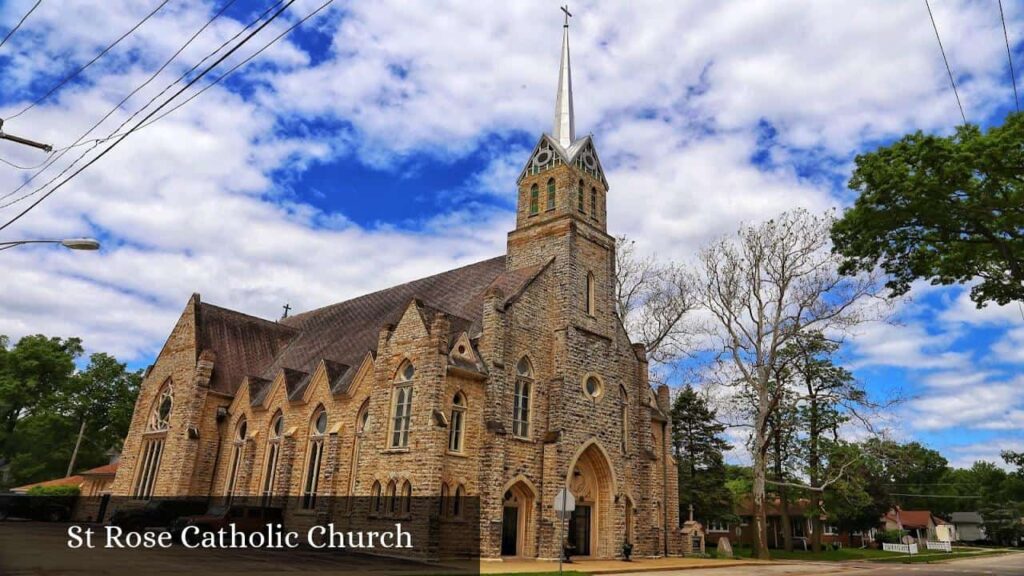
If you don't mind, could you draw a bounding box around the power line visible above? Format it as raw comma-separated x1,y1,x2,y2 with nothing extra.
999,0,1020,113
4,0,169,121
0,0,311,233
890,493,979,499
0,0,42,51
0,0,283,194
0,0,247,205
0,0,321,212
925,0,967,125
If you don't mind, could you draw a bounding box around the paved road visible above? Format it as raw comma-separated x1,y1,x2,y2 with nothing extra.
845,552,1024,575
620,552,1024,576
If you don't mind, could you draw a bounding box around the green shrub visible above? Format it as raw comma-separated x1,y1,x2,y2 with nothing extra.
878,529,906,544
26,485,80,497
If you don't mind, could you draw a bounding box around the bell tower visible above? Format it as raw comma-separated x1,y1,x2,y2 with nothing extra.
507,6,615,334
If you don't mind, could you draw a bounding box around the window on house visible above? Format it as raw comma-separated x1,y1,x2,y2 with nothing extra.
590,187,598,218
225,418,247,504
261,412,283,505
546,178,556,210
301,408,328,509
390,362,414,448
448,392,466,453
708,520,729,532
513,357,533,438
529,184,539,215
585,271,596,315
132,382,172,499
584,375,603,399
824,524,839,535
577,180,585,212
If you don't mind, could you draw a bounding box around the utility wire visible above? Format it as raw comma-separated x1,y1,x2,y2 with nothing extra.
925,0,967,125
4,0,169,121
0,0,321,213
0,0,42,51
0,0,248,204
999,0,1020,113
0,0,282,185
0,0,310,232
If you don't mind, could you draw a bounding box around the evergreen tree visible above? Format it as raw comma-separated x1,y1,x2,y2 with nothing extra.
670,385,733,526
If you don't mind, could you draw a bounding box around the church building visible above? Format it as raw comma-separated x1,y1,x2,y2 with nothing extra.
110,15,680,560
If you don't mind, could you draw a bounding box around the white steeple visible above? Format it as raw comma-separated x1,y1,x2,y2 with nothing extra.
552,5,575,149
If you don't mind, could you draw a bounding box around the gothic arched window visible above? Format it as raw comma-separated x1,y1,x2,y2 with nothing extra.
225,417,247,503
448,392,466,453
386,480,398,517
301,407,328,509
147,384,173,432
262,411,283,504
546,178,556,210
132,382,173,499
513,357,533,438
390,361,414,448
401,480,413,515
577,180,585,212
371,481,383,515
453,484,465,518
586,271,596,316
440,483,450,518
529,184,539,215
590,187,598,218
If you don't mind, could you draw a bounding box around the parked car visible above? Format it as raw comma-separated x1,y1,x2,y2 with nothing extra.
0,493,74,522
170,504,284,542
108,499,208,531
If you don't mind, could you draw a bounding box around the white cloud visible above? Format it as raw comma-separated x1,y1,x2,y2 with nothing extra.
0,0,1019,445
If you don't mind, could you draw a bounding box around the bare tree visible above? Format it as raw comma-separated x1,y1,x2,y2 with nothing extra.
615,236,699,377
696,209,886,559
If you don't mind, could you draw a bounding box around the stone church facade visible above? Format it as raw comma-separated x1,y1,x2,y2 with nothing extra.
110,19,680,560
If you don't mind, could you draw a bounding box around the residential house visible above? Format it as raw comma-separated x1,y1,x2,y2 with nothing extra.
707,497,872,549
950,512,986,542
881,508,955,542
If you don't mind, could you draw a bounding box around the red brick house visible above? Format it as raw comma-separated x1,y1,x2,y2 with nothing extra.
707,497,873,549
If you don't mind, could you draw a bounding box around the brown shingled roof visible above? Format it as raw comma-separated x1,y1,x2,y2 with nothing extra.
199,256,508,396
197,302,298,394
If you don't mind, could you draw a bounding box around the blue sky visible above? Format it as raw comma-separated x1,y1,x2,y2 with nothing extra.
0,0,1021,469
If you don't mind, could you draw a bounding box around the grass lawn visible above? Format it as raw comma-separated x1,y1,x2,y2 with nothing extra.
870,549,1008,564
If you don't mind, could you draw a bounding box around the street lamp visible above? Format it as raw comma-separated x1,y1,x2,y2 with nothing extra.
0,237,101,251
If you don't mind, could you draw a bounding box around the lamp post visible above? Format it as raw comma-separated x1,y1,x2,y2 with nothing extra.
0,238,100,251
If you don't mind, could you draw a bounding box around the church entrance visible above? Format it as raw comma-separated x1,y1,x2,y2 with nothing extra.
501,506,518,556
567,441,615,558
568,504,592,556
500,480,536,557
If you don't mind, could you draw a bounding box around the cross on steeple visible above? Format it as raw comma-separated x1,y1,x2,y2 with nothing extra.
553,4,575,148
281,303,291,319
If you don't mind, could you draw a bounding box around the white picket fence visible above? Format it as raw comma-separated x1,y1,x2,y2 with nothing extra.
926,540,952,552
882,542,919,554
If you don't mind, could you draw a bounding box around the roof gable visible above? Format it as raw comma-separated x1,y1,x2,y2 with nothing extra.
516,133,608,188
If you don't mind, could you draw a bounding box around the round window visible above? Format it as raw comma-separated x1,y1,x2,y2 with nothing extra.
584,376,603,398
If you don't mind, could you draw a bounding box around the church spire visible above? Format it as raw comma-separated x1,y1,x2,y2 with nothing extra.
552,5,575,149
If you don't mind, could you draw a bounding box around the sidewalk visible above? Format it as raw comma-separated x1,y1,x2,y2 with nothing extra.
479,556,772,574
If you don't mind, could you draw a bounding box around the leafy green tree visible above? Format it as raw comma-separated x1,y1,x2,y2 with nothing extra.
670,385,734,527
832,113,1024,307
0,335,140,487
0,335,83,456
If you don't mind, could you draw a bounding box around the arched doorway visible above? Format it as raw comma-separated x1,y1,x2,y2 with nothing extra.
567,441,616,558
501,477,537,557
